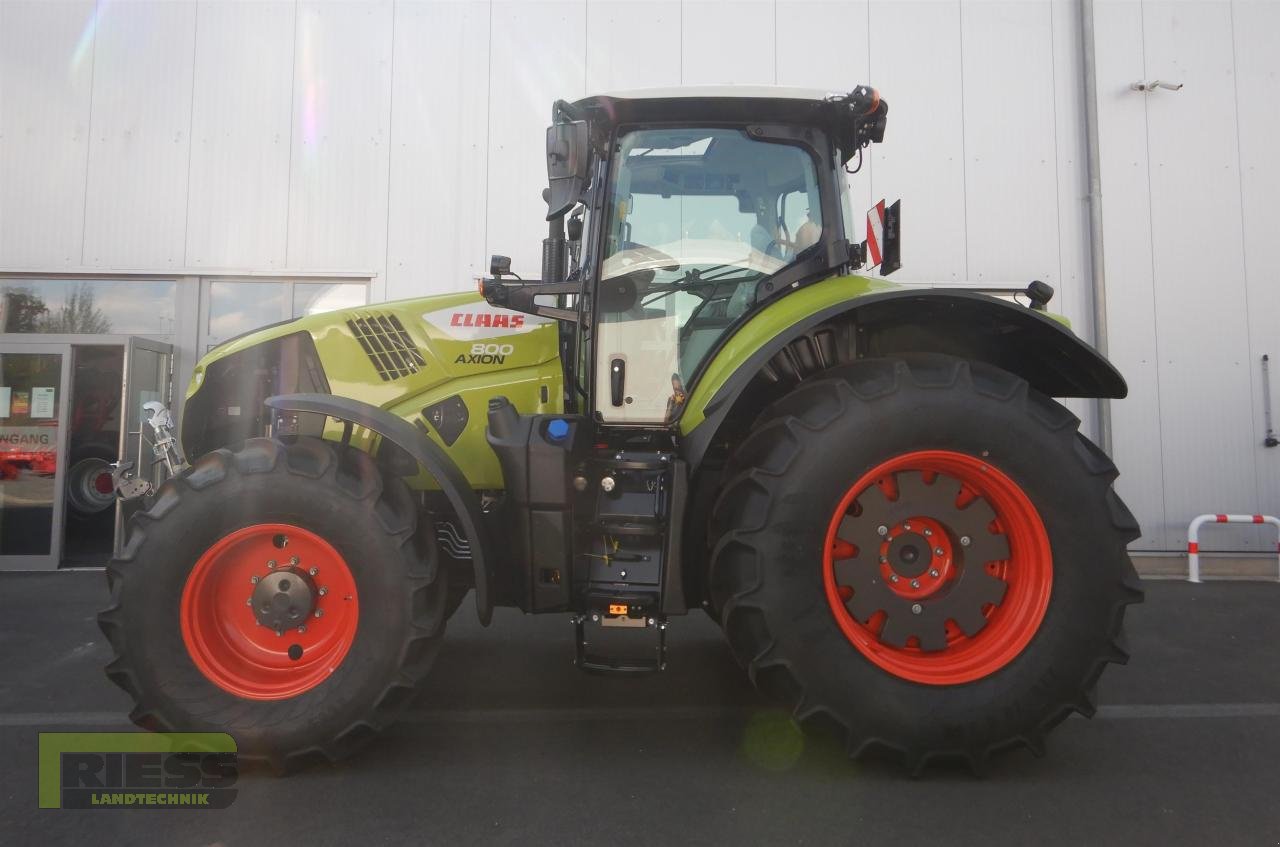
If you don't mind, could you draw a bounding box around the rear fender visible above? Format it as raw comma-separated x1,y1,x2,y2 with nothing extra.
680,286,1126,472
265,393,494,625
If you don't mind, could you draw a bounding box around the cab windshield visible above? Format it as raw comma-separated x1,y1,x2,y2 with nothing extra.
599,127,823,390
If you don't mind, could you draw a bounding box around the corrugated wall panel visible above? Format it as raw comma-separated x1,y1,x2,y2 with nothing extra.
586,0,681,91
1143,0,1258,550
1094,0,1166,549
185,0,295,270
0,0,96,268
81,0,197,268
681,0,775,85
285,0,394,274
960,0,1060,286
385,0,491,301
867,0,967,283
1234,0,1280,526
485,0,586,276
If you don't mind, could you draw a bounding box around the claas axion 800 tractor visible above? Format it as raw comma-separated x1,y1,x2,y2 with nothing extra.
100,85,1142,773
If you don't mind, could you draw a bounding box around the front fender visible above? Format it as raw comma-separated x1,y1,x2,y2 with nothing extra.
679,277,1125,469
265,393,494,625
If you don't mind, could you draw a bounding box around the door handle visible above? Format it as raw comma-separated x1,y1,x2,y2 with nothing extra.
610,358,626,407
1130,80,1183,93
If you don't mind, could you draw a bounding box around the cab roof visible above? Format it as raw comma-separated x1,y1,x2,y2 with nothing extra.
571,85,847,127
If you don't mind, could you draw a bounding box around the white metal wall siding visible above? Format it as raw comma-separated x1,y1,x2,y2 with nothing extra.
185,0,295,271
285,0,394,274
1235,0,1280,540
1,0,1091,299
1097,0,1280,550
5,0,1274,551
0,0,97,268
385,0,491,299
81,0,197,268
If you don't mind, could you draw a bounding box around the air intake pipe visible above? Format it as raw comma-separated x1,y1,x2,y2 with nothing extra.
541,188,568,284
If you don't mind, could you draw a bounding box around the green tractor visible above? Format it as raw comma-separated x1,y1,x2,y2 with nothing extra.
99,85,1142,773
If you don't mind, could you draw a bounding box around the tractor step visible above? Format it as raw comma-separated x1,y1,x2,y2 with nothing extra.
572,612,668,675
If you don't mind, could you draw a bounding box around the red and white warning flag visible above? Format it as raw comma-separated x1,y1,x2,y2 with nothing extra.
866,199,886,267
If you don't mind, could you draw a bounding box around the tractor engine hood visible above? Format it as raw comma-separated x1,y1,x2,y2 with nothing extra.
182,291,562,460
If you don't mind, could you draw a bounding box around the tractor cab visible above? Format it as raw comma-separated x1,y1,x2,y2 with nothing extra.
483,85,894,427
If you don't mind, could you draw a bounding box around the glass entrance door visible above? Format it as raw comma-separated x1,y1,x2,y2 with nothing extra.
113,337,175,556
0,344,71,569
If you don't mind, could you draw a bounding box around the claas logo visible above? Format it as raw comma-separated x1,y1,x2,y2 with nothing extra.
450,312,524,329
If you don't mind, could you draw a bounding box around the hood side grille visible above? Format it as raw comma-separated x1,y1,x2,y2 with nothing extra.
347,313,426,381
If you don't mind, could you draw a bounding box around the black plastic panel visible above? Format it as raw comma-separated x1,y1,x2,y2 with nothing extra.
423,395,469,446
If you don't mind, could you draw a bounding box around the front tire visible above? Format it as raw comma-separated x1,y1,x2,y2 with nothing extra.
709,356,1142,773
98,436,448,770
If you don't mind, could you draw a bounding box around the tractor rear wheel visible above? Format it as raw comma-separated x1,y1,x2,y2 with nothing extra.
98,436,448,771
709,356,1142,773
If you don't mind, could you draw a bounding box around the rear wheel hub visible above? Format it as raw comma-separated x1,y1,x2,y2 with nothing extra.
823,450,1052,685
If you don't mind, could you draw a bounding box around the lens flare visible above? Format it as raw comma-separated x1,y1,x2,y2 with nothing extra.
70,0,104,73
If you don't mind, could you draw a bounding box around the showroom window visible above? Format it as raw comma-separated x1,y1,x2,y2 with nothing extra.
200,279,368,352
0,278,177,338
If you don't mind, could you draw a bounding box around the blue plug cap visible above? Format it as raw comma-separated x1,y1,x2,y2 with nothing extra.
546,419,570,441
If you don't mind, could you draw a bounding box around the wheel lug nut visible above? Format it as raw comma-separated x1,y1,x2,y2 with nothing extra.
960,536,971,547
876,525,888,537
275,629,283,637
929,569,940,578
903,522,912,531
934,547,945,556
297,625,307,634
250,575,259,584
889,574,899,583
245,597,253,606
911,603,923,615
308,566,318,576
267,560,277,569
923,528,932,537
290,556,300,566
319,587,328,596
314,609,324,618
879,555,889,564
910,579,920,588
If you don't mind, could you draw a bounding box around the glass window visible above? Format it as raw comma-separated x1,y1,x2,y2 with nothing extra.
206,281,288,342
0,351,63,556
292,282,367,318
599,127,823,384
0,279,176,336
203,279,369,352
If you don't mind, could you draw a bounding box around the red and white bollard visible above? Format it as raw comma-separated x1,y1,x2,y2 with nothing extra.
1186,513,1280,583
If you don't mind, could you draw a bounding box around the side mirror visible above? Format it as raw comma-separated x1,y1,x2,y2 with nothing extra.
546,121,589,220
490,254,512,278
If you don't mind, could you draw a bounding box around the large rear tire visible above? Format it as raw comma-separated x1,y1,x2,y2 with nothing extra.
98,436,448,771
709,356,1142,773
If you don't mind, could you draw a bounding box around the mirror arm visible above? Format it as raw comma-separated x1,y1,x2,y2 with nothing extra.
481,278,582,325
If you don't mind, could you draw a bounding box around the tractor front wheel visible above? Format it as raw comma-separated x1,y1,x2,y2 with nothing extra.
99,436,448,770
709,356,1142,773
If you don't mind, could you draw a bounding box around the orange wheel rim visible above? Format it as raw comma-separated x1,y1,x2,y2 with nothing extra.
822,450,1052,685
180,523,359,700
